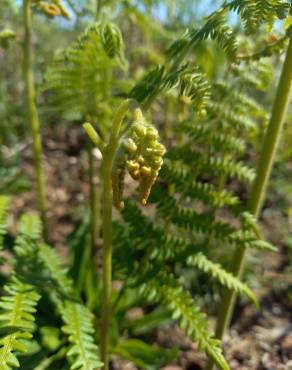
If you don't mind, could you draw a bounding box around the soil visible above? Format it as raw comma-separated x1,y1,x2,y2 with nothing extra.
7,122,292,370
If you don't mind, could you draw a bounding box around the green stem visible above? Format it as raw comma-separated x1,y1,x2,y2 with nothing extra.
100,100,130,370
96,0,102,20
23,0,48,242
206,37,292,370
87,144,100,258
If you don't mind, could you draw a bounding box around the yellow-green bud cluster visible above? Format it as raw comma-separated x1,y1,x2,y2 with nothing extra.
112,109,165,209
32,0,70,19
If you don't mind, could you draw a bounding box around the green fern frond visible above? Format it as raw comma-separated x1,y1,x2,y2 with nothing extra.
0,277,40,369
168,8,237,60
139,272,230,370
179,122,246,154
43,22,126,129
207,101,256,130
117,202,202,265
214,81,266,118
187,253,257,305
0,195,10,248
14,214,42,257
38,243,72,295
156,195,235,238
130,64,210,114
36,244,102,369
61,302,102,370
161,161,239,207
227,0,290,32
166,147,255,183
232,61,273,90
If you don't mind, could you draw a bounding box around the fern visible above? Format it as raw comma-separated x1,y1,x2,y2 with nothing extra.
36,243,102,370
139,272,230,370
227,0,290,32
166,147,255,183
130,63,210,114
187,253,257,305
0,278,40,369
43,22,126,133
167,8,237,60
61,302,102,370
0,214,41,369
113,57,276,369
161,161,239,207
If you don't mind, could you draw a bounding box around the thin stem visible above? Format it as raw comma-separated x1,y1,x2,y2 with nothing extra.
206,37,292,370
87,144,100,254
100,100,130,370
23,0,48,242
96,0,102,20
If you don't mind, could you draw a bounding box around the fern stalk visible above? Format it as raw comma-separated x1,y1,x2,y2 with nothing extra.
88,144,100,253
100,100,130,370
207,37,292,370
23,0,48,241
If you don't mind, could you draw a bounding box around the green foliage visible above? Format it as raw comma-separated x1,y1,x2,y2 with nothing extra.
227,0,290,32
130,64,211,114
43,21,126,131
2,0,292,369
0,213,41,369
0,212,102,370
37,243,103,370
187,253,257,305
61,302,102,370
0,278,40,369
113,57,277,369
139,272,229,370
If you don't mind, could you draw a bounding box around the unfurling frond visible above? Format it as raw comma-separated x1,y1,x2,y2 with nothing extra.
43,22,126,131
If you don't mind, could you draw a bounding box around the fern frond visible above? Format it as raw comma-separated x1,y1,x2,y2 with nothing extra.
36,244,102,369
0,277,40,369
187,253,257,305
168,8,237,60
117,202,202,266
38,243,72,295
227,0,290,32
139,272,230,370
43,22,126,129
166,147,255,183
61,302,102,370
179,122,246,154
156,195,235,238
214,81,266,118
0,195,9,249
161,161,239,207
232,61,273,90
14,214,42,257
207,101,256,130
130,64,210,114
